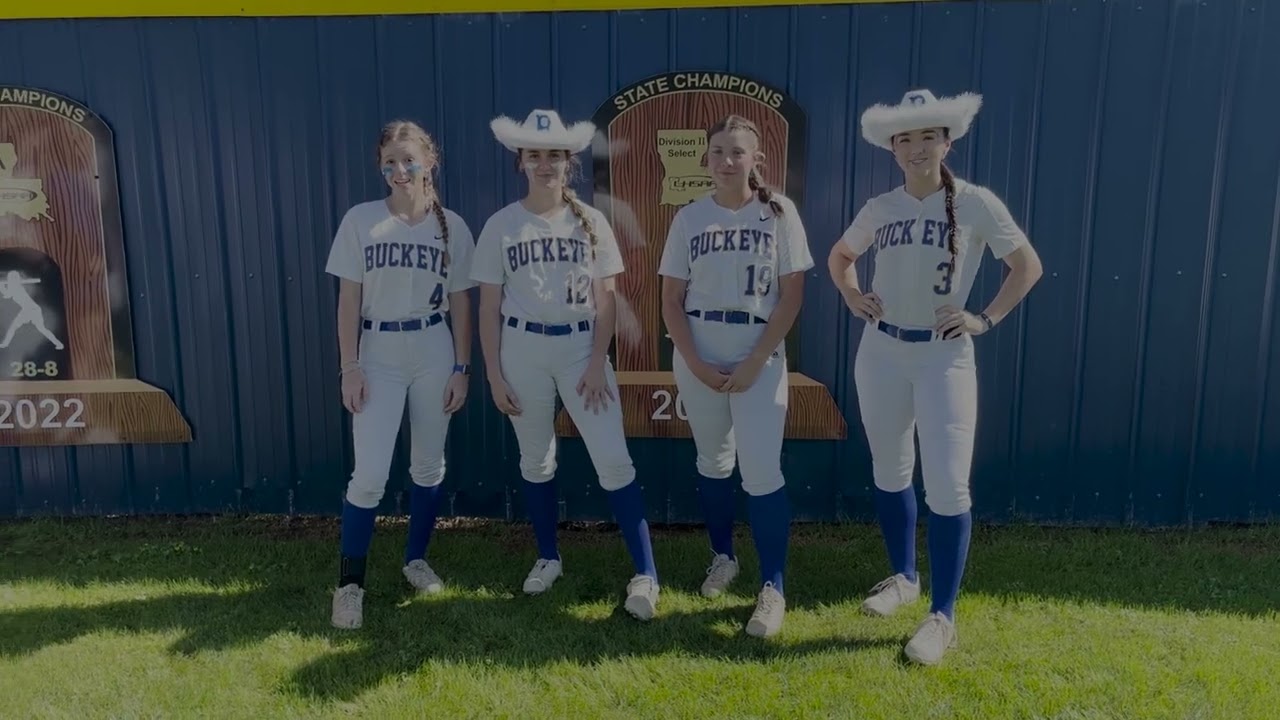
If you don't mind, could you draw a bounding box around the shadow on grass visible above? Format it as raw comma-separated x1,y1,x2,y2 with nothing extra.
0,574,904,704
4,514,1280,614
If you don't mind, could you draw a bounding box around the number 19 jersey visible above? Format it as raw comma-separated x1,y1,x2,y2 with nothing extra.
658,193,814,322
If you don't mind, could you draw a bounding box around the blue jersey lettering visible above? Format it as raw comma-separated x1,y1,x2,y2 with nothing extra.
364,241,449,277
506,236,591,272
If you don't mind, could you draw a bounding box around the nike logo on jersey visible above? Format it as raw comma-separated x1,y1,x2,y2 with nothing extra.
689,228,775,263
365,241,449,276
872,219,952,250
506,236,592,272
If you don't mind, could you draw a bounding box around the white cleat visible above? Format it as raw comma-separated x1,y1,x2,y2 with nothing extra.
402,559,444,595
700,553,739,598
861,573,921,617
745,582,786,638
522,558,563,595
331,583,364,629
904,611,958,666
624,574,659,621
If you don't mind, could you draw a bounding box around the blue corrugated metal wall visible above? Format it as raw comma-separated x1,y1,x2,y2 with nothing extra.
0,0,1276,525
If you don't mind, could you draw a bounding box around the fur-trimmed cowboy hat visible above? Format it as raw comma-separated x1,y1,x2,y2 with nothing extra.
490,109,595,154
860,89,983,151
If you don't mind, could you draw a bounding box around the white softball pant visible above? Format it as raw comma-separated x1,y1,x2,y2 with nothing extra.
499,318,636,491
345,318,456,509
852,323,978,516
671,313,788,497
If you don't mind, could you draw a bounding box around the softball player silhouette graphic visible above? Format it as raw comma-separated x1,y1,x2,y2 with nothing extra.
327,120,477,630
471,108,660,621
659,114,814,638
828,89,1043,664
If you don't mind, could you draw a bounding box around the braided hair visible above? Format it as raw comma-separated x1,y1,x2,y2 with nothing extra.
940,162,959,275
707,114,785,218
378,120,450,267
515,150,599,260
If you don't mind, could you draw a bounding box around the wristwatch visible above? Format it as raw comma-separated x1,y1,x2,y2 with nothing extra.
979,312,994,331
452,363,470,375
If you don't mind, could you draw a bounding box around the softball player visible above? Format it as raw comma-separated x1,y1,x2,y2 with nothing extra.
658,114,814,638
326,120,477,630
828,89,1043,664
470,108,660,621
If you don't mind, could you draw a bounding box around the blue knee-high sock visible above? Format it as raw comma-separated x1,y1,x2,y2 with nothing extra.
927,510,972,620
523,479,560,561
696,473,736,559
607,481,658,580
403,482,444,565
875,487,918,583
339,499,378,587
747,487,790,595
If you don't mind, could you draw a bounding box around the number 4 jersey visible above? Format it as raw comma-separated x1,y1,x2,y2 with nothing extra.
325,199,478,321
839,178,1028,330
469,200,625,326
658,192,814,322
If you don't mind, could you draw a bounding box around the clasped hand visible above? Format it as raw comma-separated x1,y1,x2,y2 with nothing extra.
691,353,765,394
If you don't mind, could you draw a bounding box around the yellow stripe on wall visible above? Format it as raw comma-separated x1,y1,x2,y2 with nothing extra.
4,0,941,20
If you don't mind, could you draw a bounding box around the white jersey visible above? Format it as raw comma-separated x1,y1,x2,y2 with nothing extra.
658,193,814,321
324,199,477,320
840,178,1028,330
469,199,625,325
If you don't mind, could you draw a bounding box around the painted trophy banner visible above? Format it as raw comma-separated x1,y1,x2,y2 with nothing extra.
555,71,846,440
0,86,190,446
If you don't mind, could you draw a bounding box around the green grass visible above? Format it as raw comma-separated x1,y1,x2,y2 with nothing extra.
2,516,1278,719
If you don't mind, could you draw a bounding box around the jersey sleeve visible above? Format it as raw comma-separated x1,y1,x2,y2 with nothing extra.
323,209,364,282
776,200,815,276
657,210,690,280
444,212,478,293
468,214,507,285
588,208,625,279
839,201,879,255
973,186,1029,259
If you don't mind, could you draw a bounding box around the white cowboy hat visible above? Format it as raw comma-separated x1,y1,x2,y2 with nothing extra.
490,109,595,154
860,89,983,151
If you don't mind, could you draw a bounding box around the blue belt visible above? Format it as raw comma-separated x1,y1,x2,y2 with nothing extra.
687,309,766,325
362,313,444,332
876,320,938,343
507,316,591,336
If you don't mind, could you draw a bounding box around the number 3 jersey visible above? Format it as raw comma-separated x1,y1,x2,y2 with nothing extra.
840,178,1029,331
469,200,625,325
325,199,478,320
658,192,815,321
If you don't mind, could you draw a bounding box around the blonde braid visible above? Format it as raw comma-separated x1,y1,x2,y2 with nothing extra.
562,187,598,261
427,181,450,269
